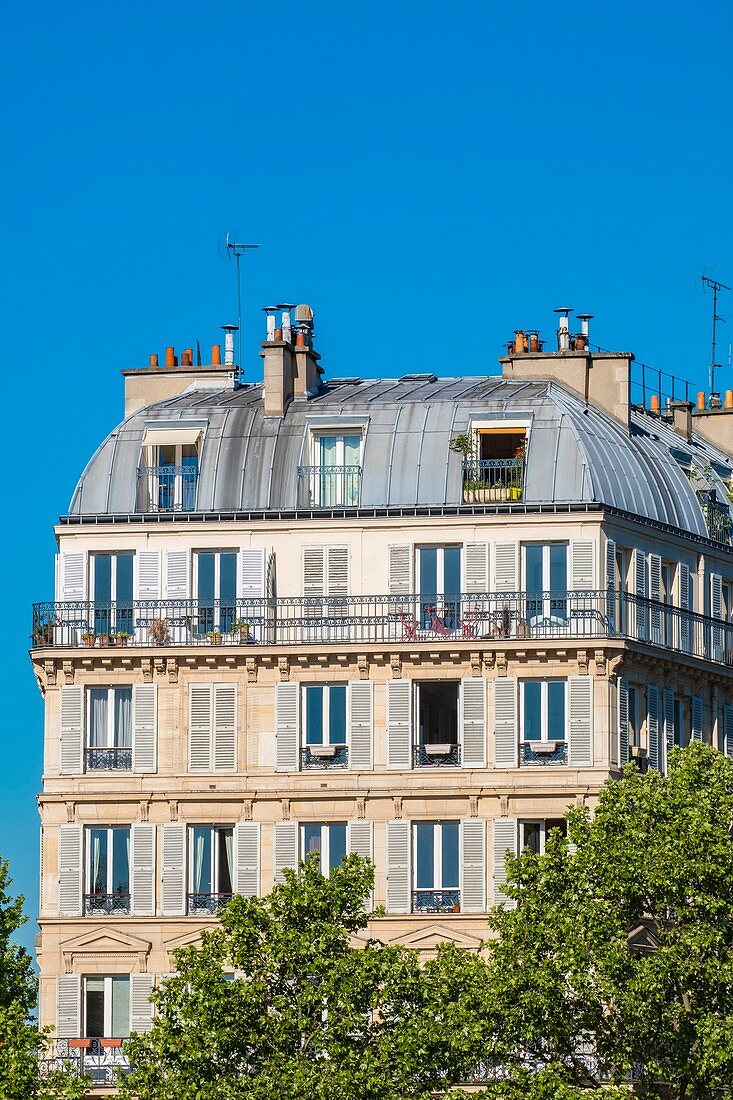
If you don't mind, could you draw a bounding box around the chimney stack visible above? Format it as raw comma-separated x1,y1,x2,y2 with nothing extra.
222,325,238,367
554,307,573,351
260,303,322,416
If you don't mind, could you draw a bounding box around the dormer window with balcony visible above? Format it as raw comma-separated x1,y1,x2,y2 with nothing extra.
137,425,202,513
298,431,362,508
452,421,528,504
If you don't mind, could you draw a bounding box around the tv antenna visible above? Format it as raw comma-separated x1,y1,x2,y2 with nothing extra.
701,274,730,395
222,233,259,375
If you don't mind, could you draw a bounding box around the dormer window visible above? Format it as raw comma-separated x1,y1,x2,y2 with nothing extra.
298,430,362,507
452,420,528,504
137,426,202,513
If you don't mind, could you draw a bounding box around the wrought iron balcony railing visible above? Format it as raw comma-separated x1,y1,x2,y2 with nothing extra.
301,745,349,769
31,590,733,669
413,743,461,767
187,891,234,915
84,892,131,915
136,465,199,513
85,747,132,771
462,458,524,502
40,1038,129,1085
412,889,461,913
297,465,362,508
521,741,568,766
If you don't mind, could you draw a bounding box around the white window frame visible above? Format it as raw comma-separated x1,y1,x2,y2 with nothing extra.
193,549,238,599
522,542,569,623
85,826,130,898
86,687,132,750
300,823,347,876
144,442,199,512
187,825,234,897
519,679,567,744
307,430,363,506
519,818,566,855
416,544,462,601
83,975,130,1039
302,684,348,748
412,821,460,892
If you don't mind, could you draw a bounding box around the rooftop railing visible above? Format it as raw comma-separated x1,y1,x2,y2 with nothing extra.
297,465,362,508
31,590,733,668
462,458,524,503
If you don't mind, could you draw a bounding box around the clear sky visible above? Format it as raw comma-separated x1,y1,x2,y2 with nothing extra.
2,0,733,954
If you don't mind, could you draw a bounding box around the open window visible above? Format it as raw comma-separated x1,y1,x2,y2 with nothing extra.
187,826,234,914
137,425,202,513
415,681,460,766
455,420,529,503
298,429,363,507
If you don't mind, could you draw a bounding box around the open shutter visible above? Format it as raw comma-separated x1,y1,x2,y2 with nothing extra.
605,538,617,631
238,548,266,599
493,677,518,768
213,684,237,772
663,689,675,770
131,824,155,916
461,819,486,914
60,685,84,775
649,554,662,644
189,684,213,772
165,550,189,599
388,545,413,601
130,974,155,1034
619,678,629,765
570,540,595,589
711,573,724,662
692,695,703,742
494,542,518,592
56,975,81,1039
464,543,489,594
234,822,260,898
724,705,733,758
461,678,487,768
135,550,161,601
634,549,648,641
492,818,518,907
276,682,300,772
349,681,373,771
161,823,186,917
386,820,411,914
386,680,412,770
348,821,374,907
302,546,326,598
647,685,660,771
679,564,691,652
326,546,349,598
273,821,298,884
568,676,593,767
132,684,157,774
58,824,82,917
60,552,87,601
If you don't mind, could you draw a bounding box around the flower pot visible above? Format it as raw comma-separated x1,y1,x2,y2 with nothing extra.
97,634,110,646
116,636,129,647
209,635,222,646
238,630,250,644
82,636,95,648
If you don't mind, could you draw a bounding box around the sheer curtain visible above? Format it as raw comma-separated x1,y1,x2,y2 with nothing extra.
89,690,108,748
224,830,234,894
115,689,132,748
194,831,206,894
90,831,104,894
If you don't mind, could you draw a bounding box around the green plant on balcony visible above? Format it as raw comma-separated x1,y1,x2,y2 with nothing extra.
231,619,251,643
114,631,130,647
448,433,474,458
81,631,96,647
149,618,168,645
207,628,223,645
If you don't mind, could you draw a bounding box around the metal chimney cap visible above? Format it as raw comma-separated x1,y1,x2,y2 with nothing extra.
576,313,594,321
553,306,574,314
262,305,279,313
275,302,296,310
221,323,239,332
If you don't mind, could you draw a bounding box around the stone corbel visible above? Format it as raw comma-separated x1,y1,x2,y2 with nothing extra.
357,655,369,680
281,799,291,821
495,651,507,677
356,797,366,820
142,658,153,684
154,656,165,677
393,796,403,820
169,800,179,822
390,653,402,678
483,650,495,672
246,657,257,683
166,657,178,684
242,799,253,822
500,795,509,816
66,801,76,824
469,796,479,819
44,660,57,687
470,651,481,676
139,800,150,823
63,660,74,685
593,649,607,677
138,952,147,973
278,656,290,682
577,649,588,675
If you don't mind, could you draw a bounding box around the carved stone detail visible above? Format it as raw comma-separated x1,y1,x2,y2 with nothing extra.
142,658,153,684
246,657,257,683
469,796,479,819
356,797,366,820
496,651,508,676
470,651,481,676
154,656,165,677
166,657,178,684
593,649,607,677
577,649,588,675
278,657,290,682
242,800,253,822
393,796,403,820
63,660,74,685
500,795,509,817
139,801,150,823
390,653,402,678
281,799,291,821
44,660,57,687
169,800,179,822
357,655,369,680
66,801,76,824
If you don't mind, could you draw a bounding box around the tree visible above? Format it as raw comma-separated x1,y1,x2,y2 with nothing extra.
121,854,491,1100
482,743,733,1100
0,856,87,1100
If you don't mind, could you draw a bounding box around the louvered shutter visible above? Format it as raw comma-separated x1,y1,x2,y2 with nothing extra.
492,818,518,907
647,685,660,771
58,824,82,916
238,548,265,599
387,680,412,770
130,974,155,1034
494,542,518,592
570,541,595,589
161,823,186,916
568,676,593,767
619,678,629,765
60,552,86,601
302,546,326,598
213,684,237,772
724,705,733,758
132,684,157,773
349,681,373,771
348,821,374,907
605,538,617,631
165,550,189,599
189,684,212,772
386,820,411,914
711,573,724,662
461,819,486,914
234,822,260,898
663,689,675,770
692,695,703,742
56,975,81,1039
273,821,298,884
60,686,84,775
388,545,413,601
135,550,161,601
634,549,648,640
464,543,489,594
679,564,691,652
327,546,349,597
649,554,662,644
461,678,487,768
131,824,155,916
276,682,300,772
493,677,518,768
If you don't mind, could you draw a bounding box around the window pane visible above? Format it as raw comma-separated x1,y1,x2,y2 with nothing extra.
305,686,324,745
418,547,437,599
111,977,130,1039
158,445,176,466
525,545,543,596
523,682,542,741
441,823,459,889
548,682,566,742
116,554,134,603
522,822,541,854
112,829,130,894
549,544,567,592
304,825,322,857
114,689,132,748
416,824,435,889
85,977,105,1037
328,824,347,871
443,547,461,599
319,436,338,467
220,553,237,602
94,556,112,603
192,828,212,894
88,689,109,748
328,686,347,745
344,436,361,465
89,830,108,894
197,553,215,603
218,828,233,894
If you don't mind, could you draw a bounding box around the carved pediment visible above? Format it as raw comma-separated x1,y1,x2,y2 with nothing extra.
386,923,485,952
61,926,152,955
163,928,206,953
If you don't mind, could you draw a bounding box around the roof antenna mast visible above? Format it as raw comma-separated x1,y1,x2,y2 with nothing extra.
224,234,260,378
701,274,730,398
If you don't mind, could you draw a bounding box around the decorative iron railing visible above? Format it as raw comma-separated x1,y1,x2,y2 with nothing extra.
136,465,199,513
700,497,733,545
462,458,524,502
521,741,568,766
187,891,234,915
84,892,131,915
301,745,349,769
297,465,362,508
31,590,733,668
40,1038,129,1085
412,889,461,913
413,743,461,767
85,747,132,771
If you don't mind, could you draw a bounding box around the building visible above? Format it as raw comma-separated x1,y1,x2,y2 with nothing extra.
33,306,733,1087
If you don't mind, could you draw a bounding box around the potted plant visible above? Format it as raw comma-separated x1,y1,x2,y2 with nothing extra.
81,631,96,648
149,618,168,645
448,433,474,459
96,631,110,646
114,631,130,647
231,618,251,643
32,620,57,646
207,628,223,646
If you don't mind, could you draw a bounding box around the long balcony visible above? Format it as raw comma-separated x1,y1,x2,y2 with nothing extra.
297,465,362,507
462,458,524,503
31,591,733,668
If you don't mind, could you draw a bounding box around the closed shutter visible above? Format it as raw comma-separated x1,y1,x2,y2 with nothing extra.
461,678,487,768
302,546,326,599
131,824,155,916
663,688,675,768
60,686,84,775
327,546,349,598
386,820,411,914
679,564,691,652
56,975,81,1039
60,552,86,601
494,542,518,592
238,548,266,599
568,676,593,767
634,549,648,641
348,821,374,907
711,573,724,662
132,684,157,773
619,678,629,765
649,554,662,644
692,695,703,742
213,684,237,772
570,540,595,589
273,821,298,884
58,824,82,917
492,818,518,908
493,678,518,768
161,823,186,917
460,819,486,914
386,680,412,770
275,682,300,772
165,550,189,599
349,681,373,771
605,538,617,631
647,685,660,771
724,705,733,758
464,543,489,594
135,551,161,601
189,684,213,772
388,545,413,601
130,974,155,1034
233,822,260,898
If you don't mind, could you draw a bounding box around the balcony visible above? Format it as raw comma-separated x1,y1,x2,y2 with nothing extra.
85,747,132,771
699,496,733,545
40,1038,129,1086
413,889,461,914
413,743,461,767
297,465,362,508
136,465,198,513
187,891,233,915
301,745,349,769
84,892,131,915
520,741,568,766
462,458,524,503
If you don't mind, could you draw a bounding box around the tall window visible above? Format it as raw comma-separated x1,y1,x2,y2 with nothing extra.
302,823,347,875
524,543,568,623
84,976,130,1039
520,819,567,855
313,433,361,506
154,443,198,512
86,828,130,914
188,826,233,913
414,822,460,913
92,553,133,636
417,545,461,630
415,681,459,766
303,685,348,767
522,681,566,742
628,685,639,748
674,696,686,748
87,687,132,770
195,551,237,635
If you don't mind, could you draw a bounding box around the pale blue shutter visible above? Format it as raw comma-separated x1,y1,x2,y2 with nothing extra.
663,689,675,771
131,824,155,916
130,974,155,1034
132,684,157,773
165,550,190,599
386,821,411,914
463,543,489,594
494,542,518,592
348,681,374,771
634,549,648,641
724,705,733,758
275,682,300,772
605,538,617,632
56,975,81,1039
691,695,703,742
60,686,84,775
273,821,298,884
461,678,487,768
679,564,691,652
213,684,237,772
58,824,82,916
710,574,724,662
460,820,486,914
161,823,186,916
649,554,662,644
234,822,260,898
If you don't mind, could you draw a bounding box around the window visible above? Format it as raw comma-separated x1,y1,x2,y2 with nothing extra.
673,697,686,748
140,442,199,513
415,680,459,766
84,976,130,1039
86,688,132,770
91,553,133,636
523,543,568,623
301,433,362,507
188,826,233,914
195,551,237,635
628,686,639,748
413,822,460,913
302,684,348,767
417,545,461,630
302,823,347,875
521,680,567,764
86,827,130,914
520,819,567,855
461,423,528,503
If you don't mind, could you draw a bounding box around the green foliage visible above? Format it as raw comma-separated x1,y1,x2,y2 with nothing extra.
121,854,491,1100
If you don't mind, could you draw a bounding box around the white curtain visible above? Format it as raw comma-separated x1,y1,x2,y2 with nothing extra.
194,831,206,893
89,690,108,748
115,689,132,748
224,830,234,893
90,831,104,893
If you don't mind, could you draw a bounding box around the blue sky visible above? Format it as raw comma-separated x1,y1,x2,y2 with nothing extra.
2,0,733,953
